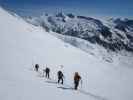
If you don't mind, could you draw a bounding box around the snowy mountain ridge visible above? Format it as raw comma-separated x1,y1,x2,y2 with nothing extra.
25,12,133,54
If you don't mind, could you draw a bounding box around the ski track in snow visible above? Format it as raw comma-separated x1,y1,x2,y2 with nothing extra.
33,69,107,100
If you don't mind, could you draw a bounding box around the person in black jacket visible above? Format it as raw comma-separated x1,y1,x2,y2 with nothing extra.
57,71,64,84
45,67,50,79
43,67,50,79
35,64,39,72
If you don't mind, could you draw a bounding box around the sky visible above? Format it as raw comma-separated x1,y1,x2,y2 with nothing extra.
0,0,133,18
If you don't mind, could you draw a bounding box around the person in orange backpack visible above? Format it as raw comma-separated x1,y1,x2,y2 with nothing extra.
74,72,81,90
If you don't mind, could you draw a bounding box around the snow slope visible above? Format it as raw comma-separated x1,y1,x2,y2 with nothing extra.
0,7,133,100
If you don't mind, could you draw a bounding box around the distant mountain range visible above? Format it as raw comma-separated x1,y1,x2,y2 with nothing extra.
24,12,133,53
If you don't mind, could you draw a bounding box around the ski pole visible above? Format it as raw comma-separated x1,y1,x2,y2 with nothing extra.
80,79,83,89
32,60,34,71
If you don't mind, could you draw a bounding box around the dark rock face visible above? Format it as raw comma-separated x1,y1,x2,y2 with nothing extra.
67,13,75,18
114,18,133,32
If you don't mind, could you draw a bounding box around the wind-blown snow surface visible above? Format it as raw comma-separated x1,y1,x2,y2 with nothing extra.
0,7,133,100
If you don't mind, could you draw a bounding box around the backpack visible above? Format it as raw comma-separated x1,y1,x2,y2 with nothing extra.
74,72,81,81
46,67,50,73
35,64,39,68
58,71,63,78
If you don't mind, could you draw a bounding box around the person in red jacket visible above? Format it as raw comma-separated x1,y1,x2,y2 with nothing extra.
74,72,81,90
